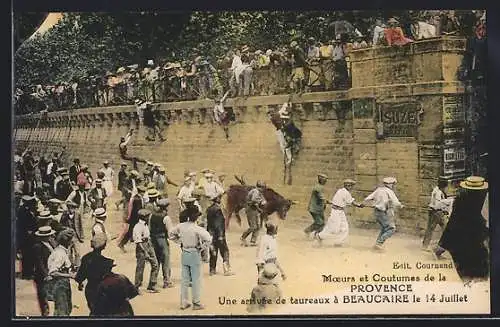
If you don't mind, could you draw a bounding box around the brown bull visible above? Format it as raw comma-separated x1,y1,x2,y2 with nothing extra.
224,183,295,229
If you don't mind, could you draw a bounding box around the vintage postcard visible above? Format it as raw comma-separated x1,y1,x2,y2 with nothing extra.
13,10,490,317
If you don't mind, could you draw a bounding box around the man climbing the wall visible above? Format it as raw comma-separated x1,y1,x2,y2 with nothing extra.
119,128,147,171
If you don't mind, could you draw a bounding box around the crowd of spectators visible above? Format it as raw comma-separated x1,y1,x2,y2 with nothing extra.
14,10,486,115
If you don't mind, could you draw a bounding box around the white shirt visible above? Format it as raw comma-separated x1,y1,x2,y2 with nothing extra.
53,176,62,194
204,181,224,199
163,215,174,234
47,245,72,275
428,186,453,211
46,162,54,175
177,185,193,202
331,187,355,209
93,219,108,237
256,234,278,264
230,55,242,71
373,25,386,45
133,220,150,243
364,186,402,212
100,167,114,181
169,222,212,249
412,21,437,40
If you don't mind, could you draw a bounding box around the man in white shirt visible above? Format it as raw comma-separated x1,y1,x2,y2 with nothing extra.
362,177,403,251
203,173,224,202
178,177,195,211
100,160,115,197
133,209,160,293
315,179,363,246
169,210,212,310
372,19,386,46
422,178,453,251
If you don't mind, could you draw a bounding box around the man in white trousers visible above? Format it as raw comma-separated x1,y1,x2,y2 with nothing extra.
314,179,363,246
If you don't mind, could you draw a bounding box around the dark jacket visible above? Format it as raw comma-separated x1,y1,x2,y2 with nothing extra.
149,207,167,237
32,238,57,283
89,187,108,210
60,211,84,242
439,189,489,279
75,251,113,314
92,272,138,316
207,203,226,239
56,180,73,201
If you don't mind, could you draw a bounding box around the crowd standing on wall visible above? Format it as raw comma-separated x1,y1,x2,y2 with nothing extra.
14,11,486,116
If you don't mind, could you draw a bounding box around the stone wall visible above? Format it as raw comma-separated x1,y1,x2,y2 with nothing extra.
14,38,470,235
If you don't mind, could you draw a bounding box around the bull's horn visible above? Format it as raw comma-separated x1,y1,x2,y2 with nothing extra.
291,200,299,205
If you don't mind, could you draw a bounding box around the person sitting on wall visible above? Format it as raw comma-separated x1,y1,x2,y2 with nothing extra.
384,17,414,46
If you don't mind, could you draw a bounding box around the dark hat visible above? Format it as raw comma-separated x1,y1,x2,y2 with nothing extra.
210,194,222,202
73,158,80,163
183,197,196,203
157,198,170,207
95,179,103,184
48,198,62,206
265,221,278,235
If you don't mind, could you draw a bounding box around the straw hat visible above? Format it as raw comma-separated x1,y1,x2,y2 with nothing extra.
147,182,156,190
383,177,397,184
137,185,147,193
260,263,279,283
343,178,357,185
205,172,214,178
459,176,488,190
318,173,328,179
147,189,160,198
35,226,56,237
157,198,170,207
37,210,52,220
201,168,211,173
93,207,107,219
103,160,110,165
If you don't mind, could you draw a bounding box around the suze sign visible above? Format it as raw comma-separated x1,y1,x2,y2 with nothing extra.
378,102,422,137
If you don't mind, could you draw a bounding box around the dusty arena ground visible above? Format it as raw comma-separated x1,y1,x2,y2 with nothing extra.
14,193,490,317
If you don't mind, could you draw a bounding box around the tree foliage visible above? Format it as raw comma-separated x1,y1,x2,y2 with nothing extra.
14,10,480,90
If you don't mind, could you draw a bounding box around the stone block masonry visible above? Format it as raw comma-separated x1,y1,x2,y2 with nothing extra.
14,38,473,235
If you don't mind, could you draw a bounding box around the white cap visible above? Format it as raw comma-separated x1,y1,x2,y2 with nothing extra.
383,177,397,184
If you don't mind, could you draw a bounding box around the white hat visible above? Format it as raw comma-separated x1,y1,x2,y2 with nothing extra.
205,172,214,178
35,226,56,237
383,177,397,184
189,172,197,177
266,49,273,55
147,59,154,66
343,178,357,185
94,207,107,218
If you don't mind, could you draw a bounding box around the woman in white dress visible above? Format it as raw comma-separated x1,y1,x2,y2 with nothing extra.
315,179,363,246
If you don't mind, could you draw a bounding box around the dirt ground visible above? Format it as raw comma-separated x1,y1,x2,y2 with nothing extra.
14,192,490,317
